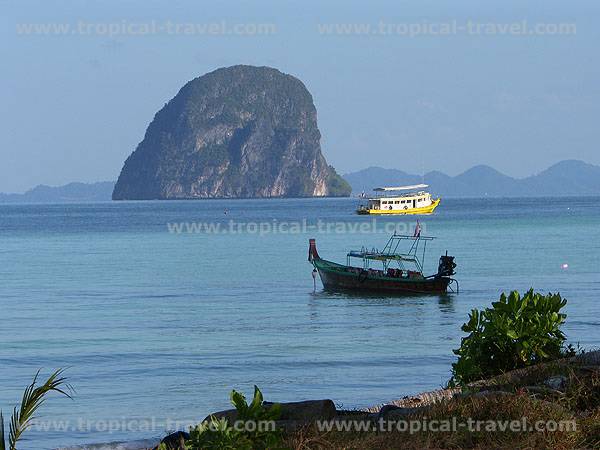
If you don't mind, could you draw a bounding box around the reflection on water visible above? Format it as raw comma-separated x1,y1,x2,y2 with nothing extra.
310,287,456,312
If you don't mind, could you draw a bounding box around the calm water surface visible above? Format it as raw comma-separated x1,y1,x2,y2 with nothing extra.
0,197,599,449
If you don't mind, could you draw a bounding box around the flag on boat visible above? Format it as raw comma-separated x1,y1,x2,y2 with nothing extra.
414,220,421,238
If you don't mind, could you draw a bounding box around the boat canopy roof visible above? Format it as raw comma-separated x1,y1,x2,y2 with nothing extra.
373,184,428,192
346,234,435,273
347,250,418,263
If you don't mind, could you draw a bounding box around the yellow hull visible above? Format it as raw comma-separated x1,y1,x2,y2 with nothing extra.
358,199,441,215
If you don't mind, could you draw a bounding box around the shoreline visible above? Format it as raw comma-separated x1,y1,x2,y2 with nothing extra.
63,350,600,450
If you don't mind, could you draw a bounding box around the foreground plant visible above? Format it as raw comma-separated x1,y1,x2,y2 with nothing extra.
187,416,246,450
161,385,283,450
451,289,571,385
0,369,71,450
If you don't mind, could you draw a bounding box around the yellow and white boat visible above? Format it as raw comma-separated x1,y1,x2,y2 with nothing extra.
356,184,440,215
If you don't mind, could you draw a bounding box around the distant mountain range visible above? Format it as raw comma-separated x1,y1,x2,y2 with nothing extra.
0,182,115,203
1,160,599,203
343,160,600,198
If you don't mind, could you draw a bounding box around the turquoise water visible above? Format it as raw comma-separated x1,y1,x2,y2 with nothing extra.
1,197,599,449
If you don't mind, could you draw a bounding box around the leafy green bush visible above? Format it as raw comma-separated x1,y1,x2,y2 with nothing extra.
179,386,283,450
451,289,570,385
186,416,248,450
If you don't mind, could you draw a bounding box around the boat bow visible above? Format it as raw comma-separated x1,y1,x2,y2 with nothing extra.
308,238,320,262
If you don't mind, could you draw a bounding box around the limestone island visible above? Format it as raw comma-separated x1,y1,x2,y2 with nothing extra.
113,65,351,200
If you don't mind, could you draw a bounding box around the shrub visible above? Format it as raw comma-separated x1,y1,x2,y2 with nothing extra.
186,416,248,450
177,386,283,450
451,289,569,385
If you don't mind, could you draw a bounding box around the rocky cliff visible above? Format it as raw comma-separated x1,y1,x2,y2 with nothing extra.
113,65,350,200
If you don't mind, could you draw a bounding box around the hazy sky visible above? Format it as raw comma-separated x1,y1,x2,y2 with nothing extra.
2,0,599,192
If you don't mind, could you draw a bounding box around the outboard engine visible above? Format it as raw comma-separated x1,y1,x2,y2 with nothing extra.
437,252,456,277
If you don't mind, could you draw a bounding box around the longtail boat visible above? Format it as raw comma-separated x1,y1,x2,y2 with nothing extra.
308,233,457,295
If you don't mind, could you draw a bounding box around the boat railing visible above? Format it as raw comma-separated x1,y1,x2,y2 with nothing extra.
346,234,435,273
347,251,417,262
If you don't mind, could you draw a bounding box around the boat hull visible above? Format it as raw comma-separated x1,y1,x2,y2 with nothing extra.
357,199,441,215
313,258,451,294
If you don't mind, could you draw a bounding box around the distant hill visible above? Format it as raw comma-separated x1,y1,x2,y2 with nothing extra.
2,160,599,203
343,160,600,198
0,182,115,203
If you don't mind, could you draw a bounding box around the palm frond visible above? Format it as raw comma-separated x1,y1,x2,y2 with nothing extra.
8,369,71,450
1,410,6,450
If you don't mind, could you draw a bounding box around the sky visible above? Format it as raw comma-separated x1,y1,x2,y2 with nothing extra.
1,0,599,192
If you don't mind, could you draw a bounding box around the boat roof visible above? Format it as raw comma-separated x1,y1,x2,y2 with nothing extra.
373,184,429,192
347,250,418,263
347,235,435,263
369,192,428,200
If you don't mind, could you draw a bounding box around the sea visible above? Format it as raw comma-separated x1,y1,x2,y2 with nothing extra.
0,197,599,449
